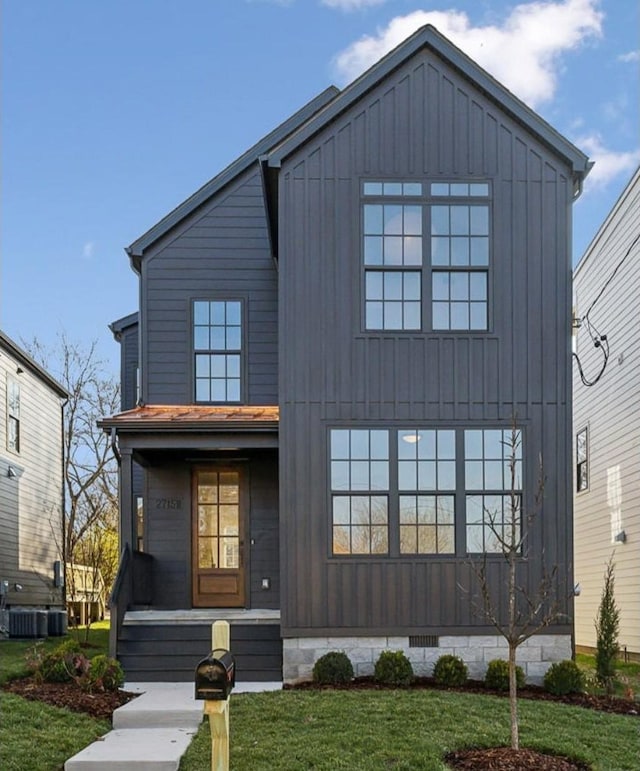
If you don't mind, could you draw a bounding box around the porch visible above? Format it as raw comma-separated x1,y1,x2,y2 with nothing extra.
117,607,282,683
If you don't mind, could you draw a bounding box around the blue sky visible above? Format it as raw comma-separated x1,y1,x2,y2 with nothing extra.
1,0,638,376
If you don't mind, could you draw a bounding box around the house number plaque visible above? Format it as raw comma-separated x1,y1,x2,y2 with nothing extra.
155,498,183,510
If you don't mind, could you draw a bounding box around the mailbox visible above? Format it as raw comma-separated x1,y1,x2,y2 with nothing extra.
195,648,236,701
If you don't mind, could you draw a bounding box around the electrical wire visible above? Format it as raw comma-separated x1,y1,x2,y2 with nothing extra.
573,233,639,387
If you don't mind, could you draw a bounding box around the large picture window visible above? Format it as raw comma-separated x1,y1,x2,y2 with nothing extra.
193,300,242,403
362,180,490,332
329,426,523,557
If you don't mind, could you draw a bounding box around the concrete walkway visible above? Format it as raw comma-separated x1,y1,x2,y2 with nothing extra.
65,681,282,770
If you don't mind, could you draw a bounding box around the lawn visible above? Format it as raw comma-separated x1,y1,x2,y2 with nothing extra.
576,653,640,699
0,621,111,771
180,688,640,771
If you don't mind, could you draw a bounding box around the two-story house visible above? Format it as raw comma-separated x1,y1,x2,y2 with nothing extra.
102,25,590,683
0,330,68,621
573,166,640,659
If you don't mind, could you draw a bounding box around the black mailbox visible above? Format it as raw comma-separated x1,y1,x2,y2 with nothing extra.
195,648,236,701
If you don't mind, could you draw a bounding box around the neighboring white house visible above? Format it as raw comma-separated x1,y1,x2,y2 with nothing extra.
0,330,68,611
573,166,640,659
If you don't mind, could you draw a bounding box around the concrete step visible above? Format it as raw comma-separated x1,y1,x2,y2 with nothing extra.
64,727,197,771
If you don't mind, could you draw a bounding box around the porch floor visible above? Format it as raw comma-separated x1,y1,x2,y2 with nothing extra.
123,608,280,625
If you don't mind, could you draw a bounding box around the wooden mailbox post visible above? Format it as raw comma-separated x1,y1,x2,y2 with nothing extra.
203,620,231,771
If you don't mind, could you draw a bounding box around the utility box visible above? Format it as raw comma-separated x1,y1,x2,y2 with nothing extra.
195,649,236,701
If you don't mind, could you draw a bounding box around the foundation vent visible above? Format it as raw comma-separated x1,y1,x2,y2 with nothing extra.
409,634,439,648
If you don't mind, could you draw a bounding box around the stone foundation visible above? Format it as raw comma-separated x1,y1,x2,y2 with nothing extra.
283,633,572,685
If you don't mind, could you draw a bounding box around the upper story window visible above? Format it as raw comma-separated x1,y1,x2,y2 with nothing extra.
576,428,588,492
193,300,242,403
362,180,490,332
7,378,20,453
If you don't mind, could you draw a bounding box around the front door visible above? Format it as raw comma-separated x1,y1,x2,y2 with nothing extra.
192,468,245,607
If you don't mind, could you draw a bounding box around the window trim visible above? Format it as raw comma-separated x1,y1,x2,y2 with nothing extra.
191,296,247,405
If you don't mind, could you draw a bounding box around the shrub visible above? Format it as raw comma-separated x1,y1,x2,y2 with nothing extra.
312,651,354,685
374,650,414,687
484,659,525,691
543,660,585,696
596,558,619,695
83,654,125,692
39,639,89,684
433,654,467,687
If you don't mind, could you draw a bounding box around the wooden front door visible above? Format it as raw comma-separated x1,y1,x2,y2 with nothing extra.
192,468,245,607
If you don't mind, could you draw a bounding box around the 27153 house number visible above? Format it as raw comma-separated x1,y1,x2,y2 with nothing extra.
155,498,183,510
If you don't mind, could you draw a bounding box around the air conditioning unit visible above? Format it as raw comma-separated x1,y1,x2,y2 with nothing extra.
9,608,49,638
47,609,68,636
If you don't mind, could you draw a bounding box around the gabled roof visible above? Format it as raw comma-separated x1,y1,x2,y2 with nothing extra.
126,87,339,268
267,24,591,183
0,330,69,399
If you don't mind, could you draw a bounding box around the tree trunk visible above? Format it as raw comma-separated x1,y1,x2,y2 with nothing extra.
509,642,519,750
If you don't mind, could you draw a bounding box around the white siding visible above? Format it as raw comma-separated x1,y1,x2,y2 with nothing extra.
0,341,65,607
573,166,640,655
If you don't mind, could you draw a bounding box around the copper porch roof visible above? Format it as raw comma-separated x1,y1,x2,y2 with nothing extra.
99,405,279,431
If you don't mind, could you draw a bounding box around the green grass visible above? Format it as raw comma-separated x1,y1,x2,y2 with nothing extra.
0,621,112,771
180,689,640,770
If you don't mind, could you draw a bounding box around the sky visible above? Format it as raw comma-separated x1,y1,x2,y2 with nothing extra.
1,0,639,378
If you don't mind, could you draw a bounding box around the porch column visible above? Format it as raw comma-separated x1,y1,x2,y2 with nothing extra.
119,447,135,551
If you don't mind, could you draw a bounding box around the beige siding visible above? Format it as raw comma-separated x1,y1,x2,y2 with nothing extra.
573,166,640,654
0,342,65,607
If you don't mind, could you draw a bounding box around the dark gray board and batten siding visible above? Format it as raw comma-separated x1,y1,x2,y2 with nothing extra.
139,166,278,407
277,48,575,635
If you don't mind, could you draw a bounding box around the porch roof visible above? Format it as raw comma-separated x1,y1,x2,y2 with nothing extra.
99,404,279,433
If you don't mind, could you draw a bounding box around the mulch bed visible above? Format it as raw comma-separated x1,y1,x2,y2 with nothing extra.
3,677,138,720
445,746,591,770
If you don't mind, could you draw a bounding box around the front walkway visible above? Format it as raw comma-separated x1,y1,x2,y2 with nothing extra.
65,681,281,770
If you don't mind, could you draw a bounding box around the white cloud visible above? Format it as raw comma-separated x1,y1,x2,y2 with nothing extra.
82,241,95,259
618,50,640,63
333,0,603,108
322,0,386,10
575,134,640,190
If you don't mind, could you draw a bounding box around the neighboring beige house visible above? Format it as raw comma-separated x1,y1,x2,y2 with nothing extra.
573,166,640,659
0,330,68,611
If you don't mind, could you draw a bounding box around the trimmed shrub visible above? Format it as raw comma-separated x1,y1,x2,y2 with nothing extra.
83,654,125,692
374,650,414,687
543,660,585,696
433,654,468,687
484,658,525,691
39,639,89,684
312,651,354,685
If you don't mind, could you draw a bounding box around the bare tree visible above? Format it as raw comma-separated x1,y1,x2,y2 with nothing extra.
469,424,569,750
25,334,120,631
